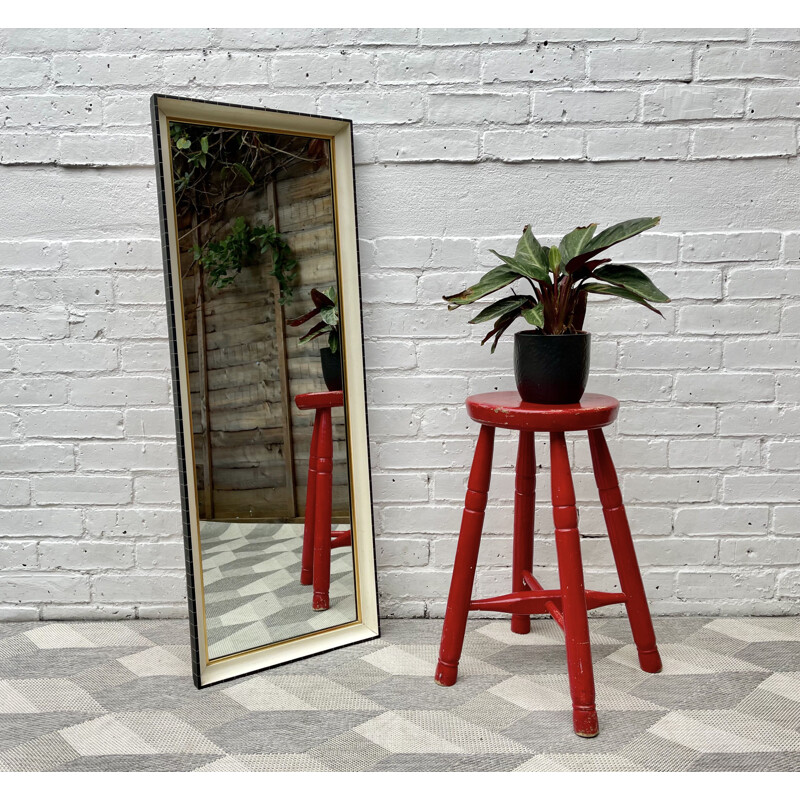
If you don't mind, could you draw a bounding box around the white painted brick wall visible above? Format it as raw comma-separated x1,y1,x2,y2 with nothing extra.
0,28,798,621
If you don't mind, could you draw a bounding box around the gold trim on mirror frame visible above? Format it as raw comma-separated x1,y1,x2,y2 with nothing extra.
151,95,380,687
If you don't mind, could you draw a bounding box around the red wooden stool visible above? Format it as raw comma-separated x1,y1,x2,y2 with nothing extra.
295,390,352,611
434,392,662,738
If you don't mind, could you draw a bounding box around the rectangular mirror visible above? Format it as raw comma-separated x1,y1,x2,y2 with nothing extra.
151,95,379,687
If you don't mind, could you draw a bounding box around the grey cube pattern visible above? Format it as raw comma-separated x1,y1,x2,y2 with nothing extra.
199,521,356,660
0,617,799,771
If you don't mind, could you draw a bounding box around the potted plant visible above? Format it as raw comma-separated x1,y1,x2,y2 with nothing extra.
444,217,670,404
288,286,342,391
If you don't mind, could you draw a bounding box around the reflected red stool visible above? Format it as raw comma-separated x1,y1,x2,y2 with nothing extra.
295,390,351,611
434,392,662,738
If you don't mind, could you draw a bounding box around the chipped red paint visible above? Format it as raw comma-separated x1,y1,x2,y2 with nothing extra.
295,391,351,611
435,392,661,738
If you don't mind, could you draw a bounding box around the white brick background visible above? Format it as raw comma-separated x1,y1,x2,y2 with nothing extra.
0,28,798,621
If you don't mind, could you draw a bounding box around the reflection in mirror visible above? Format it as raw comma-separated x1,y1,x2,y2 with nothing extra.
169,121,356,661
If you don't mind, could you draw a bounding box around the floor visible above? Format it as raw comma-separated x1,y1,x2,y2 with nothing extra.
0,616,799,772
200,521,356,660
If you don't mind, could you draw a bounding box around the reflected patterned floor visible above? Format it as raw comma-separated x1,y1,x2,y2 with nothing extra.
200,521,357,660
0,617,799,771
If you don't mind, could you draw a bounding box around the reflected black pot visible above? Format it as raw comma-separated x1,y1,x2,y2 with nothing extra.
514,331,590,405
320,346,343,392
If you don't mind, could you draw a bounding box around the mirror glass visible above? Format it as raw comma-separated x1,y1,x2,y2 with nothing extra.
168,118,357,661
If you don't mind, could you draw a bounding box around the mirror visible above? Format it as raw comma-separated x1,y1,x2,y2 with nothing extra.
151,95,379,687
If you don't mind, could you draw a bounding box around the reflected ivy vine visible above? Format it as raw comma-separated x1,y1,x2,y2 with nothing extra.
169,122,322,302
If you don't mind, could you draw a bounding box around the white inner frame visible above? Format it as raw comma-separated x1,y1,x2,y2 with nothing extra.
154,95,379,687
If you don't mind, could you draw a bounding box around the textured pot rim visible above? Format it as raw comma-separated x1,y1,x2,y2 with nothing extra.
515,330,590,338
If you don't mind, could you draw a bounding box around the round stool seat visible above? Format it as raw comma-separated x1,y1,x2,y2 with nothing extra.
466,392,619,432
295,390,343,411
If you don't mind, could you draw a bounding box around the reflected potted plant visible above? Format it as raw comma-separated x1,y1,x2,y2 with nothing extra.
444,217,670,404
288,286,342,391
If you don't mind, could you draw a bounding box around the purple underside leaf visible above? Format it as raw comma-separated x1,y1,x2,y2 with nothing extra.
564,249,612,273
298,320,333,343
286,306,321,327
572,290,588,331
311,287,335,309
566,257,612,277
480,307,525,353
468,295,534,325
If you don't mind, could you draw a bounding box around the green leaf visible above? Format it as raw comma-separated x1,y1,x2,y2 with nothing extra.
548,246,562,274
233,162,255,186
559,224,597,263
320,305,339,326
443,265,520,308
584,217,661,254
592,264,670,303
515,225,548,272
328,331,338,354
175,137,191,150
582,282,664,316
562,217,661,274
489,250,549,282
521,304,544,327
200,136,209,154
468,295,532,325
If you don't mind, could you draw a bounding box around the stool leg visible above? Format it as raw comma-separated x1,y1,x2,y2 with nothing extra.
551,431,598,738
512,431,536,634
435,424,495,687
588,428,662,674
312,407,333,611
300,410,321,586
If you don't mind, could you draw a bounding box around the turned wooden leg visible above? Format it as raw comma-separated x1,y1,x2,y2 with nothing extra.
512,431,536,634
300,410,321,586
312,408,333,611
551,431,598,738
588,428,662,674
435,425,495,687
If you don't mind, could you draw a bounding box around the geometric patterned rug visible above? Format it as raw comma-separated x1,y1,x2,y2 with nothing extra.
0,617,799,771
201,521,356,660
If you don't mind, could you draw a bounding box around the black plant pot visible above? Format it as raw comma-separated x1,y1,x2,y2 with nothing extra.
514,331,590,405
320,346,343,392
